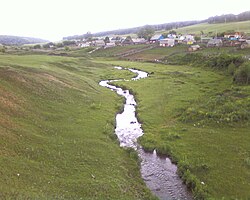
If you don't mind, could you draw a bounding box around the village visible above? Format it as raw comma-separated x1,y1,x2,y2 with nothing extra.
72,31,250,51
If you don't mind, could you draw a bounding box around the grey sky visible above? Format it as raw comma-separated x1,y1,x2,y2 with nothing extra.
0,0,249,41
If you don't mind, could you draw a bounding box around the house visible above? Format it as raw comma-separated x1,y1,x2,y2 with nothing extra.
150,34,164,43
121,37,134,45
201,36,212,44
105,43,116,48
79,43,90,48
159,38,175,47
93,40,105,47
185,35,196,44
224,32,242,40
178,34,196,44
207,39,223,47
132,38,147,45
110,37,122,45
188,45,201,52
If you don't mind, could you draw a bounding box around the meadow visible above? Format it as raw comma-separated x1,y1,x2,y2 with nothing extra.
1,42,250,199
0,54,156,199
158,20,250,36
98,59,250,199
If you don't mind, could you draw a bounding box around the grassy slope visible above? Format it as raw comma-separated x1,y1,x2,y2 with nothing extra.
92,45,152,57
0,54,156,199
168,21,250,35
124,44,250,62
124,46,188,61
99,60,250,199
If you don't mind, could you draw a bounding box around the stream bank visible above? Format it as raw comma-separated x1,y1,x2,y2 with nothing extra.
99,66,192,200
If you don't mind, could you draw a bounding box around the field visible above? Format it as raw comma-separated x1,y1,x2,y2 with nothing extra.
159,20,250,35
0,54,156,199
1,41,250,199
92,45,152,57
98,59,250,199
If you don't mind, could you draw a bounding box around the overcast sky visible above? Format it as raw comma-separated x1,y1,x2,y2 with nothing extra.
0,0,248,41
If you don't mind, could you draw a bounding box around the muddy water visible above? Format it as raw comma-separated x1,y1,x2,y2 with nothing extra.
99,67,192,200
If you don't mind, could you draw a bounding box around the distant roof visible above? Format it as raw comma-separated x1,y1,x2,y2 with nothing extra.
190,45,200,48
160,38,174,41
150,34,163,40
132,38,146,43
95,40,105,44
208,39,222,44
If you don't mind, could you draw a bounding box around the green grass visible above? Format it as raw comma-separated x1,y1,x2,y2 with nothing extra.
99,60,250,199
124,45,188,61
0,54,156,199
160,20,250,35
92,45,152,57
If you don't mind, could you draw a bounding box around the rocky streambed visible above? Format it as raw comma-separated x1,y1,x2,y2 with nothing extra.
99,66,192,200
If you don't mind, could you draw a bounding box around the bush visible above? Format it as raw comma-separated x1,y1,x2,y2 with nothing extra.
228,62,236,75
33,44,41,49
0,48,5,53
178,88,250,125
234,62,250,84
178,161,209,199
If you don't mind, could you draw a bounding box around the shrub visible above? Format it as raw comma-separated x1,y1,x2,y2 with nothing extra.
228,62,236,75
33,44,41,49
178,162,210,199
178,88,250,125
0,47,5,53
234,62,250,84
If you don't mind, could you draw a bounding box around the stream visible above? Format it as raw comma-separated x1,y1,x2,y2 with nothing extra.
99,66,193,200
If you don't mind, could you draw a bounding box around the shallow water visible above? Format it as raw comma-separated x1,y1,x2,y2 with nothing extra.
99,67,192,200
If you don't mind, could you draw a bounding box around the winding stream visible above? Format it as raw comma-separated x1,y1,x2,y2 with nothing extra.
99,66,192,200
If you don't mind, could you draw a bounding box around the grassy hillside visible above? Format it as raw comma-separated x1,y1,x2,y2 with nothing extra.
0,35,48,45
0,54,156,199
98,60,250,199
167,20,250,35
92,45,152,57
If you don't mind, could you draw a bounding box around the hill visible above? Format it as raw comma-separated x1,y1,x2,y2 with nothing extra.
63,21,200,40
0,35,49,46
169,20,250,35
0,53,155,199
63,10,250,40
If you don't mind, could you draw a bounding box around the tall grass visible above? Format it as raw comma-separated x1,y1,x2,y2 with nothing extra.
102,60,250,199
0,54,156,199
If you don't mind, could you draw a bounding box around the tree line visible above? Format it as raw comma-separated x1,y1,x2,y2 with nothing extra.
0,35,48,46
207,11,250,24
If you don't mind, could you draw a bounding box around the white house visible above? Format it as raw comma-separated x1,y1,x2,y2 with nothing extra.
159,38,175,47
179,35,196,44
132,38,147,45
105,43,116,48
93,40,105,47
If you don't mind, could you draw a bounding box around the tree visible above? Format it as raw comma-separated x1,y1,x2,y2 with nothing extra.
169,30,177,35
63,40,76,46
64,46,70,51
33,44,41,49
104,36,110,44
194,36,201,42
137,26,155,40
84,31,93,41
56,43,63,48
43,42,54,48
